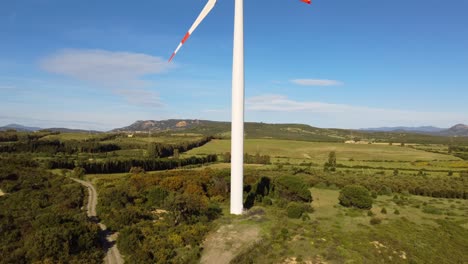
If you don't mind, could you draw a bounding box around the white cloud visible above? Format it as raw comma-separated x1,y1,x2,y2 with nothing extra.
40,49,173,88
246,94,466,128
291,79,343,86
40,49,174,107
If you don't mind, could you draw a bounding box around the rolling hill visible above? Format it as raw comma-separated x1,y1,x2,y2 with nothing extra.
111,120,468,145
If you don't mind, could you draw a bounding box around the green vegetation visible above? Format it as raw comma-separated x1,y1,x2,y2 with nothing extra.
92,169,227,263
222,186,468,263
0,158,102,263
273,175,312,203
338,185,373,209
1,128,467,263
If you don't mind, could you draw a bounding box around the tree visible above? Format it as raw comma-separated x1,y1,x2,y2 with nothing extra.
338,185,373,209
147,143,157,158
324,151,337,171
173,149,180,159
72,167,86,178
274,176,312,203
223,152,231,163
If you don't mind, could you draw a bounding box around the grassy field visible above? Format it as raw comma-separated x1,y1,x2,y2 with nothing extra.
40,133,97,141
183,139,467,174
101,135,204,145
185,139,459,162
212,187,468,263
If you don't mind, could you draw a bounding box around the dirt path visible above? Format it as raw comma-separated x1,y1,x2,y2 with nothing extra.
72,178,124,264
200,224,260,264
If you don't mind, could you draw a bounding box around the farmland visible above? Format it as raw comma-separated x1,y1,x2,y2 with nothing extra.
1,127,468,263
184,139,468,176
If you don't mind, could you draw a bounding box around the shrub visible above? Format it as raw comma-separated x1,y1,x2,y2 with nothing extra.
72,167,86,178
379,186,392,196
274,176,312,203
394,209,400,215
262,197,273,206
286,202,310,219
338,185,373,209
370,217,382,225
367,210,374,217
381,207,387,214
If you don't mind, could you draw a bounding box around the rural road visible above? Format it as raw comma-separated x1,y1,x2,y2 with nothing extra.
72,178,124,264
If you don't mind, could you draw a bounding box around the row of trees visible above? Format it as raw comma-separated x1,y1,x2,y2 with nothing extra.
221,152,271,164
146,136,213,158
47,155,218,174
0,139,120,154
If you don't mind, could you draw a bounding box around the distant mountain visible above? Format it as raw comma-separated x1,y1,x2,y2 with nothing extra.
0,124,42,132
440,124,468,136
0,124,101,133
112,119,347,142
362,124,468,137
361,126,445,133
112,119,214,132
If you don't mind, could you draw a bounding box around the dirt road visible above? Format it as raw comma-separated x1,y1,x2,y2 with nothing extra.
73,178,124,264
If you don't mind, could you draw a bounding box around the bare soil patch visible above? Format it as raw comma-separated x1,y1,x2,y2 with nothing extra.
201,224,260,264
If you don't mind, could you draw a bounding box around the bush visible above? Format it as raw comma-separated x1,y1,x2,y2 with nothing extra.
378,186,392,196
274,176,312,203
370,217,382,225
286,202,311,219
262,197,273,206
394,209,400,215
72,167,86,178
338,185,373,209
367,210,374,217
381,207,387,214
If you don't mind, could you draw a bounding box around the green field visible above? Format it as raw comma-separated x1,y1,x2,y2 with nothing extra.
185,139,459,161
183,139,468,175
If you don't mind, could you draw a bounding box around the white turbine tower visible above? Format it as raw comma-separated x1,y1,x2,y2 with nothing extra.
169,0,311,215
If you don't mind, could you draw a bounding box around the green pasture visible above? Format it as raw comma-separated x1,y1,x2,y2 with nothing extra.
101,135,204,145
184,139,460,162
40,133,97,141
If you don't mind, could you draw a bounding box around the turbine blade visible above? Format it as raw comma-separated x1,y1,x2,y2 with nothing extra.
169,0,218,62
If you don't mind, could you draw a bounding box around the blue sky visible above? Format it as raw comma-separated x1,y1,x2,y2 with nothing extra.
1,0,467,130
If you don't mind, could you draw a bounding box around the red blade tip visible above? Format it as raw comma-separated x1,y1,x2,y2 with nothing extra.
168,53,176,62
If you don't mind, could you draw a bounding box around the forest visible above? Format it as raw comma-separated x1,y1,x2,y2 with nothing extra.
0,157,103,264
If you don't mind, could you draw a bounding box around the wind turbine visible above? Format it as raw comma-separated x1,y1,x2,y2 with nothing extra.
169,0,311,215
